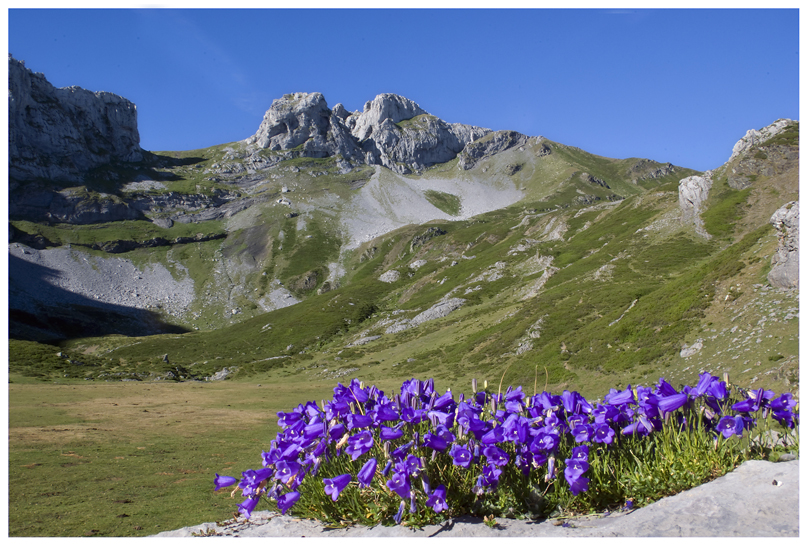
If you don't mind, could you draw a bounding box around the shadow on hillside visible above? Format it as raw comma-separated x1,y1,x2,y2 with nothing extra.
8,253,190,342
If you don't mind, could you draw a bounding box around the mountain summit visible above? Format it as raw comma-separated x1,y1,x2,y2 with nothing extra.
243,91,492,174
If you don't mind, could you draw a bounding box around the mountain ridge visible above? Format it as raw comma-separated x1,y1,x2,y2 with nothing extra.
7,56,799,400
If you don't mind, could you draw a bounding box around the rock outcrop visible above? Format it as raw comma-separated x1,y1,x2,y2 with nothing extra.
8,55,143,183
725,119,799,190
458,130,531,170
245,92,491,175
242,92,363,171
768,201,799,289
728,118,795,164
678,172,713,239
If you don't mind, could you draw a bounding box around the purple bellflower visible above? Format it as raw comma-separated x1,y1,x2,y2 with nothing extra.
449,444,472,468
276,491,300,515
214,474,237,491
323,473,352,501
427,484,449,513
237,496,259,519
358,458,377,488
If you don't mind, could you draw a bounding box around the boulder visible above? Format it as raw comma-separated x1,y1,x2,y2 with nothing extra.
768,201,799,289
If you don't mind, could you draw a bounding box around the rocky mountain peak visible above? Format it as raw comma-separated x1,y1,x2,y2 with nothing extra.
243,92,331,150
8,55,143,183
244,91,491,175
348,93,427,141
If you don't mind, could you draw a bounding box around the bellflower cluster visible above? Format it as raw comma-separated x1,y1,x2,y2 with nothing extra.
214,372,798,526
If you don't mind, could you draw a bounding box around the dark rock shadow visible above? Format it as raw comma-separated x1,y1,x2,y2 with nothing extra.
8,253,190,341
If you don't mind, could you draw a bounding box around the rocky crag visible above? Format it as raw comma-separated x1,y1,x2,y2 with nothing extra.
242,91,492,175
8,55,143,183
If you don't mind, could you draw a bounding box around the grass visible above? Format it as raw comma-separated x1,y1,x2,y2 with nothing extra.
10,219,226,248
424,190,462,216
7,376,341,537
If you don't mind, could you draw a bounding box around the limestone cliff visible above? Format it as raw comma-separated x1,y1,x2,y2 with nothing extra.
8,55,143,183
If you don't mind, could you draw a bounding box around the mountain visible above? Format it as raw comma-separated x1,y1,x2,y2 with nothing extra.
7,56,799,399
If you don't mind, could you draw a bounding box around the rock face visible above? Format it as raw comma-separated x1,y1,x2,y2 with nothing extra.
245,92,491,175
8,55,143,183
243,92,363,171
678,173,713,239
728,118,795,163
725,119,799,190
458,130,531,170
768,201,799,289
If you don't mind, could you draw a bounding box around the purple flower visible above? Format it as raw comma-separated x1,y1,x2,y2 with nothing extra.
572,424,592,443
571,445,589,461
593,423,615,444
480,425,505,445
393,500,405,524
387,472,411,499
568,475,590,496
238,496,259,518
239,467,274,496
564,457,590,495
374,403,400,422
380,425,404,440
502,413,528,443
214,474,237,491
328,423,346,442
483,445,510,467
345,430,374,460
323,473,352,501
276,491,300,515
717,415,745,438
358,458,377,488
690,372,712,397
423,432,448,451
426,484,448,513
347,413,374,430
479,464,502,487
655,378,678,397
531,431,560,452
432,391,455,410
277,411,303,428
769,393,797,412
449,444,472,468
658,393,688,415
274,460,301,484
605,385,635,406
402,454,421,475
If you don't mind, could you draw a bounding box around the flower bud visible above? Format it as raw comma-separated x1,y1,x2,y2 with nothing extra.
472,378,478,393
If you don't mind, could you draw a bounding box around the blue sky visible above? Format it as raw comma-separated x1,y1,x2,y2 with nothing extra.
6,7,800,172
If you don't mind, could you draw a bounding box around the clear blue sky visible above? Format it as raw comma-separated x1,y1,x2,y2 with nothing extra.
6,7,800,172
